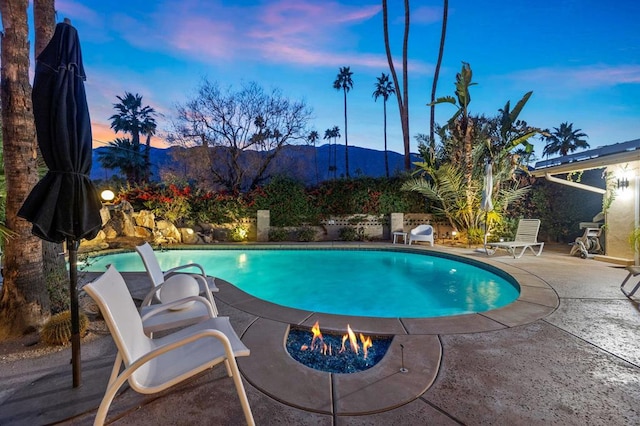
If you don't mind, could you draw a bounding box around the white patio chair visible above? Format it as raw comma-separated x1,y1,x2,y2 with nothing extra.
136,242,219,315
408,224,435,246
485,219,544,258
621,265,640,298
83,265,254,426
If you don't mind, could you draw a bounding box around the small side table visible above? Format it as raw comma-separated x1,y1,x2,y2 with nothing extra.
393,231,408,244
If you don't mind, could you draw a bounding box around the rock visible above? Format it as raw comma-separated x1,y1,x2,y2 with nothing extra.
134,226,153,238
179,228,200,244
99,206,111,226
156,220,181,243
134,210,156,229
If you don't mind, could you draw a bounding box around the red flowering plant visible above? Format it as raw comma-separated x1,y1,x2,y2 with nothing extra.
119,182,192,225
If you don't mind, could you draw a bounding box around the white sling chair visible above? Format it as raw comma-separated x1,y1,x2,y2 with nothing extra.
84,265,254,426
136,242,219,315
485,219,545,259
621,265,640,298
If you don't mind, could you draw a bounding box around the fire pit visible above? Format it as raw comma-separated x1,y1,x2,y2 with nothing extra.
286,321,393,374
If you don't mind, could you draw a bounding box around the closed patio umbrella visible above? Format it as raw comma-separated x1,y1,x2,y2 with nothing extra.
480,160,494,251
18,20,102,388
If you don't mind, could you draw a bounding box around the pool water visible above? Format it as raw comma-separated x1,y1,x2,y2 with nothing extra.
85,249,519,318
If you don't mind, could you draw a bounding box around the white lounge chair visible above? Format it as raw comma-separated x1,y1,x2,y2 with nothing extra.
136,242,219,315
485,219,544,258
84,265,254,426
621,265,640,298
408,224,435,246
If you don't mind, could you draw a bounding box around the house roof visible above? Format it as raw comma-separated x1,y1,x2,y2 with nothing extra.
532,138,640,177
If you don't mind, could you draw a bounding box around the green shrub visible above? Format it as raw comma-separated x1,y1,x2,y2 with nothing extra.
252,176,319,226
229,225,249,242
338,226,364,241
297,226,316,242
268,227,289,242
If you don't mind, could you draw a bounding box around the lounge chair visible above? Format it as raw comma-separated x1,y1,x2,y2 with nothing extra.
621,265,640,298
84,265,255,426
485,219,544,258
408,224,435,246
136,242,219,315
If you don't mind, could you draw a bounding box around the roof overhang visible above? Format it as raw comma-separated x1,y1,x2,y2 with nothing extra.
531,149,640,177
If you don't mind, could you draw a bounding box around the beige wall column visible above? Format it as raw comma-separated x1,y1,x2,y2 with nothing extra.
257,210,270,242
390,213,404,237
605,162,638,260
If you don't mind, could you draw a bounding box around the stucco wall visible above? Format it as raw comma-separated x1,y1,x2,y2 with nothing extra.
605,161,638,259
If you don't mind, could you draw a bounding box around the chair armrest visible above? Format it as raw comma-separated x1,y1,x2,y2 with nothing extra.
164,263,206,276
141,280,172,307
139,296,216,322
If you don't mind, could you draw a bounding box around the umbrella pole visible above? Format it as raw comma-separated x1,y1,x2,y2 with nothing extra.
68,238,81,388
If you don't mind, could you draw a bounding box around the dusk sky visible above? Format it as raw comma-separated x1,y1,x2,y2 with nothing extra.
44,0,640,161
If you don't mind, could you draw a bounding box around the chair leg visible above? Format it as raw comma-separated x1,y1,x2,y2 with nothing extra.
621,272,640,297
226,356,255,426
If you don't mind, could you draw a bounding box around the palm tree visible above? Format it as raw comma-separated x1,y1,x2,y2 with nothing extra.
373,73,396,178
307,130,320,184
333,66,353,178
382,0,411,170
429,0,449,164
331,126,341,179
542,122,589,157
323,128,334,179
0,0,49,337
109,92,157,183
97,138,145,184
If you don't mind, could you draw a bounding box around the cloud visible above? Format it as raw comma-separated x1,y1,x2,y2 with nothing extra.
411,6,442,25
507,64,640,89
105,0,387,71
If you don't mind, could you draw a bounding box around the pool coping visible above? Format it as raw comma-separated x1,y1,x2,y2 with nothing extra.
211,243,559,414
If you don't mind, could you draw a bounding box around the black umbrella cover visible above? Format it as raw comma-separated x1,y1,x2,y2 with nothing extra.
19,22,102,243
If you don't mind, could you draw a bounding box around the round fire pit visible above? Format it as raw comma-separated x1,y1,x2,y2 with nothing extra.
285,322,393,374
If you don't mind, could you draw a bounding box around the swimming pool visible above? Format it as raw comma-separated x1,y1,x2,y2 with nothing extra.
85,248,520,318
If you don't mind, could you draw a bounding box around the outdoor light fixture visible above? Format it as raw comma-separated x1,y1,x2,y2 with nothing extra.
617,177,629,190
100,189,115,203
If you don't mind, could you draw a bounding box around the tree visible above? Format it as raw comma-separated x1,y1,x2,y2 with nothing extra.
323,126,340,179
372,72,395,178
109,92,157,183
307,130,320,184
429,0,448,165
171,79,312,192
0,0,49,338
382,0,411,170
542,122,589,157
333,66,353,178
97,138,145,184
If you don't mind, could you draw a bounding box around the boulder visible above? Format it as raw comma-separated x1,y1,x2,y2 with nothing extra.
156,220,181,243
134,226,153,238
179,227,200,244
134,210,156,229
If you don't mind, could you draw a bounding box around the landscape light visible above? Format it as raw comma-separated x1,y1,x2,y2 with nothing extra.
100,189,115,202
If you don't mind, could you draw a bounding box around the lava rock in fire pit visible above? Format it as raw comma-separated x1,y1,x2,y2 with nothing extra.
286,326,393,374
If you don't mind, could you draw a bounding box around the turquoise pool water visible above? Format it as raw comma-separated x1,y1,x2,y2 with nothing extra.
85,249,520,318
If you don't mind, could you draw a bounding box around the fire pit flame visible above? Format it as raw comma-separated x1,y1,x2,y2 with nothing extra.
302,322,372,360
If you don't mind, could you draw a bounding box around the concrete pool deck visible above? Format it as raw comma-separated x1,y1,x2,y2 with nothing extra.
1,242,639,425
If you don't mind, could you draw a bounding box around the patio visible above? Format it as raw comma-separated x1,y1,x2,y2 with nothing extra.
1,242,638,425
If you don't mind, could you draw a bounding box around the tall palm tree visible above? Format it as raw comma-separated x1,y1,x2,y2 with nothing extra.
542,122,589,157
331,126,341,179
323,128,333,179
429,0,449,164
373,73,395,178
109,92,157,183
333,66,353,178
0,0,49,337
307,130,320,184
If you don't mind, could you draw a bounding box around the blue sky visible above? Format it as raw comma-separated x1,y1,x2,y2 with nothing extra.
50,0,640,160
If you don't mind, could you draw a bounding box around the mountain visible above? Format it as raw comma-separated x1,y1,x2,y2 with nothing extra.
91,144,422,186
